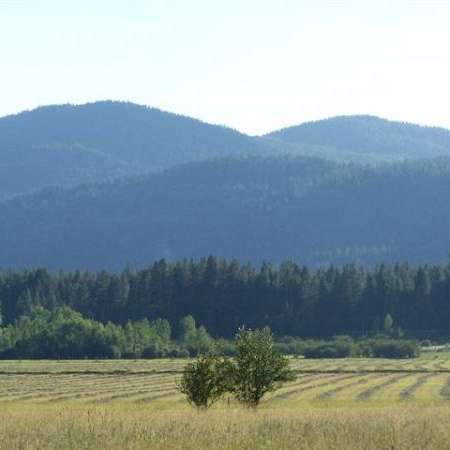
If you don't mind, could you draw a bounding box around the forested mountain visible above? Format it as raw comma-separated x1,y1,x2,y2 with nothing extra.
1,155,450,271
1,103,450,200
264,115,450,162
0,101,270,199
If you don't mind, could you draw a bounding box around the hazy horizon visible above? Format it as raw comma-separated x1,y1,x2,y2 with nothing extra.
1,0,449,134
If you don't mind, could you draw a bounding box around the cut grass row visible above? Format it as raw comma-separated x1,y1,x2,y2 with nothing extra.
3,358,450,407
0,374,178,404
3,373,450,406
3,356,450,375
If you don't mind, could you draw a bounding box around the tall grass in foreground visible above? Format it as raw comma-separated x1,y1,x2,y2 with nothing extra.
1,404,449,450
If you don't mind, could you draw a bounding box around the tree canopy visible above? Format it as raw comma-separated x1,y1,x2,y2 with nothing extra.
1,257,450,340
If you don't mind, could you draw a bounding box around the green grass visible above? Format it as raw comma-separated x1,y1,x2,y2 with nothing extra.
2,356,450,448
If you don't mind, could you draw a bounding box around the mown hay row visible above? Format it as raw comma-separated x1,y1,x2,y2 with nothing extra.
0,374,176,403
399,374,436,400
132,390,184,404
439,375,450,399
314,374,372,400
87,382,178,404
40,378,177,404
267,374,345,401
271,373,359,402
356,373,412,400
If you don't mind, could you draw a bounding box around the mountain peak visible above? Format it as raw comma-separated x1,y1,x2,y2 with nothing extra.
0,101,268,199
264,114,450,159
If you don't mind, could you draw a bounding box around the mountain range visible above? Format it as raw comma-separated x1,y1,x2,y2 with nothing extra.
1,101,450,200
1,101,450,270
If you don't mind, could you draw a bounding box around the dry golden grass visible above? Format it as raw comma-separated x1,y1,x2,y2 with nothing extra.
2,356,450,449
1,404,450,450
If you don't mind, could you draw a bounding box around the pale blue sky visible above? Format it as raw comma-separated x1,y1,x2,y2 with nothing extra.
0,0,449,134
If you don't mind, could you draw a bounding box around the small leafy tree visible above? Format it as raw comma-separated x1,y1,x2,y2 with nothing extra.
178,315,214,355
383,314,393,335
178,315,197,342
177,353,234,409
232,327,294,408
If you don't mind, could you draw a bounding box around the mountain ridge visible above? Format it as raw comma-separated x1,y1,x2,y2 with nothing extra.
264,114,450,160
0,101,271,199
1,101,450,199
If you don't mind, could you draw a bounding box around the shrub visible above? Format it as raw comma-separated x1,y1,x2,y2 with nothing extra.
274,342,291,354
121,351,140,359
303,340,357,358
177,348,191,358
232,327,294,408
359,340,373,357
142,344,163,359
177,353,234,409
369,339,420,358
106,345,121,359
286,340,307,355
332,335,354,343
178,327,294,410
215,339,235,356
168,348,189,358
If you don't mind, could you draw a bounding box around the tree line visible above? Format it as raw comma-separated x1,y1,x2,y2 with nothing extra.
1,256,450,339
0,307,219,359
0,305,419,359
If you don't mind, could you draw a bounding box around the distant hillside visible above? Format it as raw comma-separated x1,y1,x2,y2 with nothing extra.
263,115,450,161
0,101,270,199
1,155,450,270
1,104,450,199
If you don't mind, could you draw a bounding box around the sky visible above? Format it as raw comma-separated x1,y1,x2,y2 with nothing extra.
0,0,449,135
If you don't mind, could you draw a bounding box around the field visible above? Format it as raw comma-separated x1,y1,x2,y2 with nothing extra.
2,355,450,449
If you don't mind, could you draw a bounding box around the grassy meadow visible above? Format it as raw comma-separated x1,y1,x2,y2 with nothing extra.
2,355,450,449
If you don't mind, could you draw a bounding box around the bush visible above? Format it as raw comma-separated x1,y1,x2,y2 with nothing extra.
168,348,187,358
303,340,357,358
121,351,140,359
232,327,294,408
178,327,294,409
142,344,164,359
274,342,291,354
177,353,234,409
274,338,308,356
177,349,191,358
287,340,307,355
106,345,121,359
332,335,354,343
369,339,420,358
215,339,235,356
